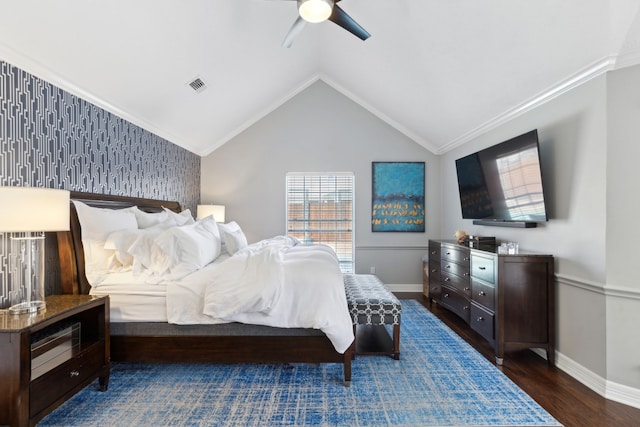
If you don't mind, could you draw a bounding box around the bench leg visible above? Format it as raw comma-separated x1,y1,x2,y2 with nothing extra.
352,325,357,360
393,324,400,360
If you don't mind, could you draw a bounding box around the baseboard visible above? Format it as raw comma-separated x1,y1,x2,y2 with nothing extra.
385,283,422,293
554,350,640,409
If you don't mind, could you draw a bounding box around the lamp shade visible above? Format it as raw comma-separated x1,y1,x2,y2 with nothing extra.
197,204,226,223
298,0,334,23
0,187,70,232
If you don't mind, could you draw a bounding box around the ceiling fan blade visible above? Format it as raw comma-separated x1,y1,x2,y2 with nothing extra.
282,16,307,48
328,4,370,41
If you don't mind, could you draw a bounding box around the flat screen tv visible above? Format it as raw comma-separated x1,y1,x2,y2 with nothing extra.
455,129,548,228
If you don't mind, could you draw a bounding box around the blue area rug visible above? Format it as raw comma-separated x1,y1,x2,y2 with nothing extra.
39,300,561,426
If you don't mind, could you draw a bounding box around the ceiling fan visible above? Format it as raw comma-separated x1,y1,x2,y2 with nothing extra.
272,0,371,48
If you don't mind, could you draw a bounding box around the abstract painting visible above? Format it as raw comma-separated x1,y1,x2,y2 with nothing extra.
372,162,425,232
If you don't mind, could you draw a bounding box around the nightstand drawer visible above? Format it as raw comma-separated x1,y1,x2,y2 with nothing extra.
428,259,440,283
30,342,105,417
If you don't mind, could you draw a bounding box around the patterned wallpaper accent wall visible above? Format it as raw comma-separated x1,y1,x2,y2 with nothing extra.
0,60,201,306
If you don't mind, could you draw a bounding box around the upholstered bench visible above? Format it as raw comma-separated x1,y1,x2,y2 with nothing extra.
343,273,402,360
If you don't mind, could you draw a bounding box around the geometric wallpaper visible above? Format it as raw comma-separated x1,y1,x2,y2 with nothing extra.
0,60,201,305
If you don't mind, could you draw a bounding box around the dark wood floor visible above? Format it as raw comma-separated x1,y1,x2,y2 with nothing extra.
396,293,640,427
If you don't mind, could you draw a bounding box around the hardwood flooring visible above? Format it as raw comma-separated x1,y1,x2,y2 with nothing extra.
396,293,640,427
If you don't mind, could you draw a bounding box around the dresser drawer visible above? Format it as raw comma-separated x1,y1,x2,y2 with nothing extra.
471,253,496,284
428,243,441,261
471,278,495,311
470,302,495,344
441,271,471,296
439,285,470,323
30,343,105,417
428,259,440,283
441,245,470,266
441,260,470,281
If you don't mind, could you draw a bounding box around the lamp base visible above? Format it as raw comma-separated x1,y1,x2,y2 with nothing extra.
9,300,46,315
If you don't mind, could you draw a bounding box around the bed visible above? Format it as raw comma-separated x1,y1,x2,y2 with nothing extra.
56,191,353,384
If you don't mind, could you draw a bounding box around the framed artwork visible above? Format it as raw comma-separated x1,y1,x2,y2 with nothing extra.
372,162,425,232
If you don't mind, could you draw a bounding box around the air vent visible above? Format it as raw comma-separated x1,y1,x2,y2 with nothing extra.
188,77,207,94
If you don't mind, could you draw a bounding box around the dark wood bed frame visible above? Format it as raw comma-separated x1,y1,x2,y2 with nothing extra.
56,191,352,385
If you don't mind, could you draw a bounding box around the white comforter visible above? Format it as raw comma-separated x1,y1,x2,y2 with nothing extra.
166,236,354,354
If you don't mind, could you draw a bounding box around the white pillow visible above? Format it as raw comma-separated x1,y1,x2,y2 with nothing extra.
218,221,248,255
132,207,173,229
128,216,221,279
73,200,138,279
163,207,195,226
105,228,159,268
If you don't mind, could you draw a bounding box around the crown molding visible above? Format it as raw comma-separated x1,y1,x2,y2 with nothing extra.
438,57,618,154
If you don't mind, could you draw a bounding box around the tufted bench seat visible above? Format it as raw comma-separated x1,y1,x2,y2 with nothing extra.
343,273,401,360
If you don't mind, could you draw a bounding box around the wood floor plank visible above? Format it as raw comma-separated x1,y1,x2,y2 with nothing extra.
396,293,640,427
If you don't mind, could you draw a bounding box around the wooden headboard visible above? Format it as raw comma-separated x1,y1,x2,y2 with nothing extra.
57,191,182,295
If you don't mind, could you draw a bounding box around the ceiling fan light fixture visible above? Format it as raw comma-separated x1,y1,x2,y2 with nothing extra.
297,0,334,23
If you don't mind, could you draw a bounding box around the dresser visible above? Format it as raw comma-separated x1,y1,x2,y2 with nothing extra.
427,240,555,366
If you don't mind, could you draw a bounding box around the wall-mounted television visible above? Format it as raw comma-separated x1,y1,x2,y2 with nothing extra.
455,129,548,228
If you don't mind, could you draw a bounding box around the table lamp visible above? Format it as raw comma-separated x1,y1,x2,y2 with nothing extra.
196,204,225,223
0,187,70,314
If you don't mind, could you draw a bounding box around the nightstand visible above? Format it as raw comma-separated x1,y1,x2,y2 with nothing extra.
0,294,110,427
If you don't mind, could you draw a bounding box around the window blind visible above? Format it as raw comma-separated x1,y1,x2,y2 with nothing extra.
286,172,354,273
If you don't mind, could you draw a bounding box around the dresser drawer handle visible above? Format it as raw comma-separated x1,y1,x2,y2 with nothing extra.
70,370,80,377
477,316,484,322
478,266,487,270
463,272,469,276
444,277,450,282
443,293,449,298
463,306,469,310
446,252,451,255
431,250,437,255
479,291,486,296
431,268,437,273
445,264,451,269
464,287,470,291
464,257,470,261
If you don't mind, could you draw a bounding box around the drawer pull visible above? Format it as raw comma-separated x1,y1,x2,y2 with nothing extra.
477,317,484,322
446,252,451,255
70,370,80,377
478,266,486,270
479,291,486,296
445,264,451,269
431,250,437,255
463,306,469,310
444,277,450,282
443,293,449,298
464,287,470,291
464,257,470,261
431,268,437,273
463,272,469,276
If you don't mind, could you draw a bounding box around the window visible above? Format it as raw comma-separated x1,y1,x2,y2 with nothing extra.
286,172,354,273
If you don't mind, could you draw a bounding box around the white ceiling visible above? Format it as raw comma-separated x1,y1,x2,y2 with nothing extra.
2,0,640,156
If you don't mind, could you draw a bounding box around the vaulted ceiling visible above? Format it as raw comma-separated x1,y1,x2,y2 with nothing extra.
2,1,640,156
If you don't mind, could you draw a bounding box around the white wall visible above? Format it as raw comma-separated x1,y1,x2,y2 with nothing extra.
606,64,640,393
201,80,439,286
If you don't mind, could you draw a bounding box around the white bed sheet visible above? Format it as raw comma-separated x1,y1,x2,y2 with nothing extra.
89,271,168,322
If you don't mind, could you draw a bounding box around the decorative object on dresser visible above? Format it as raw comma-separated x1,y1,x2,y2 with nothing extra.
0,294,110,427
427,239,555,366
0,187,70,314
